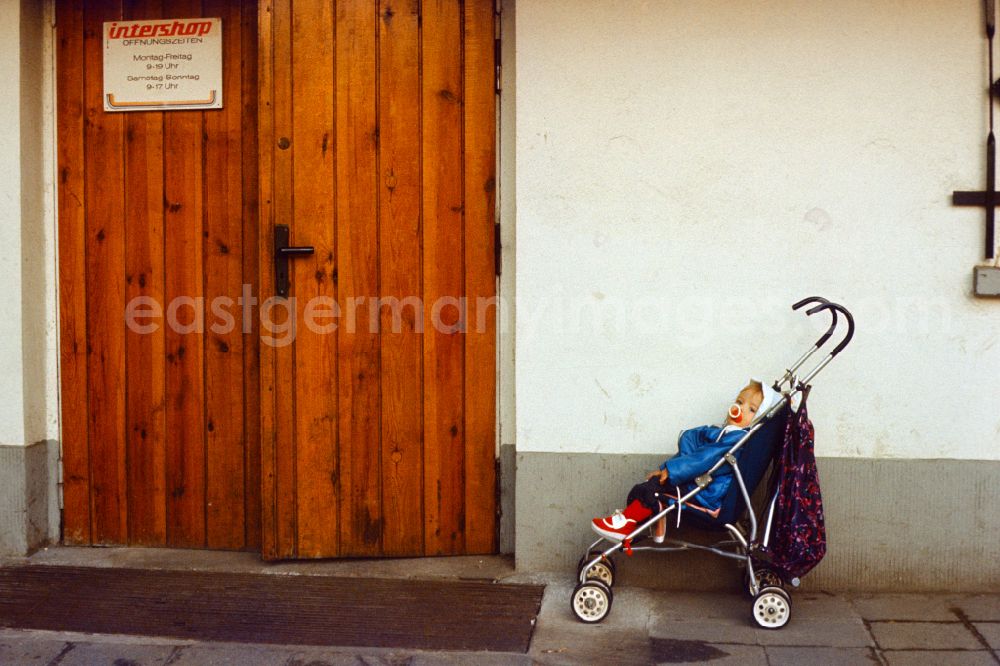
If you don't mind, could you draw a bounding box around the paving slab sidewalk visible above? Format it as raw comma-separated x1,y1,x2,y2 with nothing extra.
1,583,997,665
0,550,998,665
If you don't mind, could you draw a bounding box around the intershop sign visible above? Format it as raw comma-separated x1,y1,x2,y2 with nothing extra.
103,18,223,112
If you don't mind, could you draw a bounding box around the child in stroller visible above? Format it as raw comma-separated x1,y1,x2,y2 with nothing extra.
572,298,854,628
591,379,780,543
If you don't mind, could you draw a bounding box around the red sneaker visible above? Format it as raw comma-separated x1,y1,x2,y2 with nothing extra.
591,500,653,541
591,510,637,541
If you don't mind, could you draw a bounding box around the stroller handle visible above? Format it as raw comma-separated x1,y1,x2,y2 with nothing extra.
806,302,855,356
778,297,854,390
776,297,835,389
792,296,826,310
793,297,837,348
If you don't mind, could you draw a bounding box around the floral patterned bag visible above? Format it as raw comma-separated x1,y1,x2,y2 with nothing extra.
757,387,826,580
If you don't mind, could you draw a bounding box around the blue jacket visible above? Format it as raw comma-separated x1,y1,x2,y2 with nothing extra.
658,425,747,514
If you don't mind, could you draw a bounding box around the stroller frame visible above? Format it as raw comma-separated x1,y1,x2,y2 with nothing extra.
573,297,855,627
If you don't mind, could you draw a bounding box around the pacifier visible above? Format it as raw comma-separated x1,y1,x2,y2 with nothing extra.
728,404,742,422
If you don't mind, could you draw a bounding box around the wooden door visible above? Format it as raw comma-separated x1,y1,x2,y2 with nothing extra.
258,0,498,559
57,0,262,549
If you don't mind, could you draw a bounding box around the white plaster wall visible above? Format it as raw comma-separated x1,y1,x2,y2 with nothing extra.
19,0,57,448
514,1,999,460
0,0,31,446
0,0,59,448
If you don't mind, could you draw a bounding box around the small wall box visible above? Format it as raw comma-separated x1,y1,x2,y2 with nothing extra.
974,266,1000,296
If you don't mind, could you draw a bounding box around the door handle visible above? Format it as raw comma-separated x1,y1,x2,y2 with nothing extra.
274,224,314,297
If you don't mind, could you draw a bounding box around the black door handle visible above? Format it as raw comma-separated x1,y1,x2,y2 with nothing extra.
274,224,314,297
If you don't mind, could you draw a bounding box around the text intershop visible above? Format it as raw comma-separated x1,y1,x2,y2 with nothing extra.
107,21,213,40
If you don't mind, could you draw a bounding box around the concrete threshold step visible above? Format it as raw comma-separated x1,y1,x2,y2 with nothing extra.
2,545,515,583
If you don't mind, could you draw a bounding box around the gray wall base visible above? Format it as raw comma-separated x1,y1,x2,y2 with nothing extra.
499,443,516,554
515,452,1000,593
0,440,56,556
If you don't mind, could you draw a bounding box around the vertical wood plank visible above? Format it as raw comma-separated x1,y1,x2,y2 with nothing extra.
84,0,129,544
335,0,381,557
123,0,167,548
164,0,207,548
257,0,281,559
377,0,423,556
56,0,91,545
270,0,298,558
462,0,497,554
421,0,466,556
241,0,263,551
203,0,248,550
290,0,339,557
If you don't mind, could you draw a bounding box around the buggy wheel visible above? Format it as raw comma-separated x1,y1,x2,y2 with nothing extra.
577,551,615,587
744,568,783,597
571,580,613,623
752,586,791,629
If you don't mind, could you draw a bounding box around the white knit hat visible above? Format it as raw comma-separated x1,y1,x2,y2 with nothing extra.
751,377,781,423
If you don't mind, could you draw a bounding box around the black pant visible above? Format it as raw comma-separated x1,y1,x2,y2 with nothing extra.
626,478,682,513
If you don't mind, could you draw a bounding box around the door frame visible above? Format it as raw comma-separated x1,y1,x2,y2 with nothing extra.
49,0,508,556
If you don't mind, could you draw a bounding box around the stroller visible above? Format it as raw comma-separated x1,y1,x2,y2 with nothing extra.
571,297,854,628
